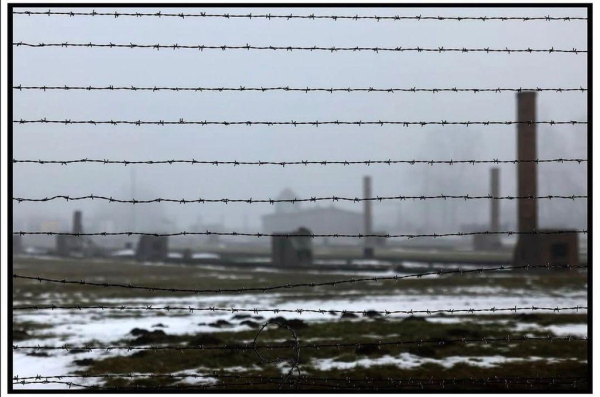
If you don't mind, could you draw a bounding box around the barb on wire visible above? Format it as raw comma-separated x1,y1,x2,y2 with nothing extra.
12,264,587,295
12,304,588,317
12,157,588,167
11,335,589,353
12,42,587,54
12,84,588,94
12,10,588,22
11,229,588,239
13,194,588,205
12,118,588,127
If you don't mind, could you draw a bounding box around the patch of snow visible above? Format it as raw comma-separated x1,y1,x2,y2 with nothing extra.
192,253,220,260
546,324,587,337
513,322,587,337
311,353,573,371
111,249,135,257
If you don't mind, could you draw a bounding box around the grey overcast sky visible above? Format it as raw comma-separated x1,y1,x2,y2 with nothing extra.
12,6,588,237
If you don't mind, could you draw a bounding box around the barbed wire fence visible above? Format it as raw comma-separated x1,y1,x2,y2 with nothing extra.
11,6,589,392
11,10,589,21
10,263,588,294
12,157,589,166
11,84,590,93
12,193,589,204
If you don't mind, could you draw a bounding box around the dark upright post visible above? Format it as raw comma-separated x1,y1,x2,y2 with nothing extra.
363,176,374,258
490,168,500,233
514,92,540,265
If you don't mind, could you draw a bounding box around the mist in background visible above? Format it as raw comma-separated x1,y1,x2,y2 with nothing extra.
12,7,588,247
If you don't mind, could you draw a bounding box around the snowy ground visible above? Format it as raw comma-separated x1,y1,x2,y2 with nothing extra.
12,259,588,390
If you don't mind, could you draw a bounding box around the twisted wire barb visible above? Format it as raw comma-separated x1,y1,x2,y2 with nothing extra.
11,230,587,239
13,194,588,205
12,42,587,54
12,304,588,317
12,84,588,94
12,158,588,166
12,264,587,294
12,118,588,127
11,335,589,353
12,10,588,22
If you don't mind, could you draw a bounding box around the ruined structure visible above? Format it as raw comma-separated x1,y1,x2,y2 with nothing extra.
271,227,313,267
513,92,579,266
136,235,169,262
363,176,374,258
473,168,503,251
13,235,23,255
56,210,86,257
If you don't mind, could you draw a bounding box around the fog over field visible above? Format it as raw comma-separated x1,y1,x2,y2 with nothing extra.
12,7,587,240
10,6,589,392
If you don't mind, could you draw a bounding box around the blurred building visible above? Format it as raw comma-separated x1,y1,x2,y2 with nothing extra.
13,235,23,254
271,227,313,267
472,168,503,251
263,206,363,236
136,236,169,262
56,211,96,257
512,92,579,266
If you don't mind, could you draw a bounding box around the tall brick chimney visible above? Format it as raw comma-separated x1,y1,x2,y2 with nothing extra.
363,176,373,258
73,210,83,234
513,91,579,266
517,92,538,233
490,168,500,233
514,92,540,265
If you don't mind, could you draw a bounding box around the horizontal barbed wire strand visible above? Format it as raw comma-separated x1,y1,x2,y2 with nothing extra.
11,379,286,390
12,264,587,294
11,335,589,353
12,304,588,317
12,84,588,93
12,158,588,166
12,42,587,54
12,10,588,22
12,118,588,127
11,230,587,239
12,194,588,205
12,374,588,386
12,378,587,391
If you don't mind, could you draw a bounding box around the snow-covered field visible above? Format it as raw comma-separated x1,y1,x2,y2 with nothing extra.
12,258,588,390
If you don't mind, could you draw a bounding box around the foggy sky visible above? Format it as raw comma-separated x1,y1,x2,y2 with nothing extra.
12,6,588,239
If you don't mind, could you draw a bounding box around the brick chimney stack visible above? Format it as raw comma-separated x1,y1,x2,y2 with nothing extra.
490,168,500,233
514,91,540,265
363,176,373,258
517,91,538,234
